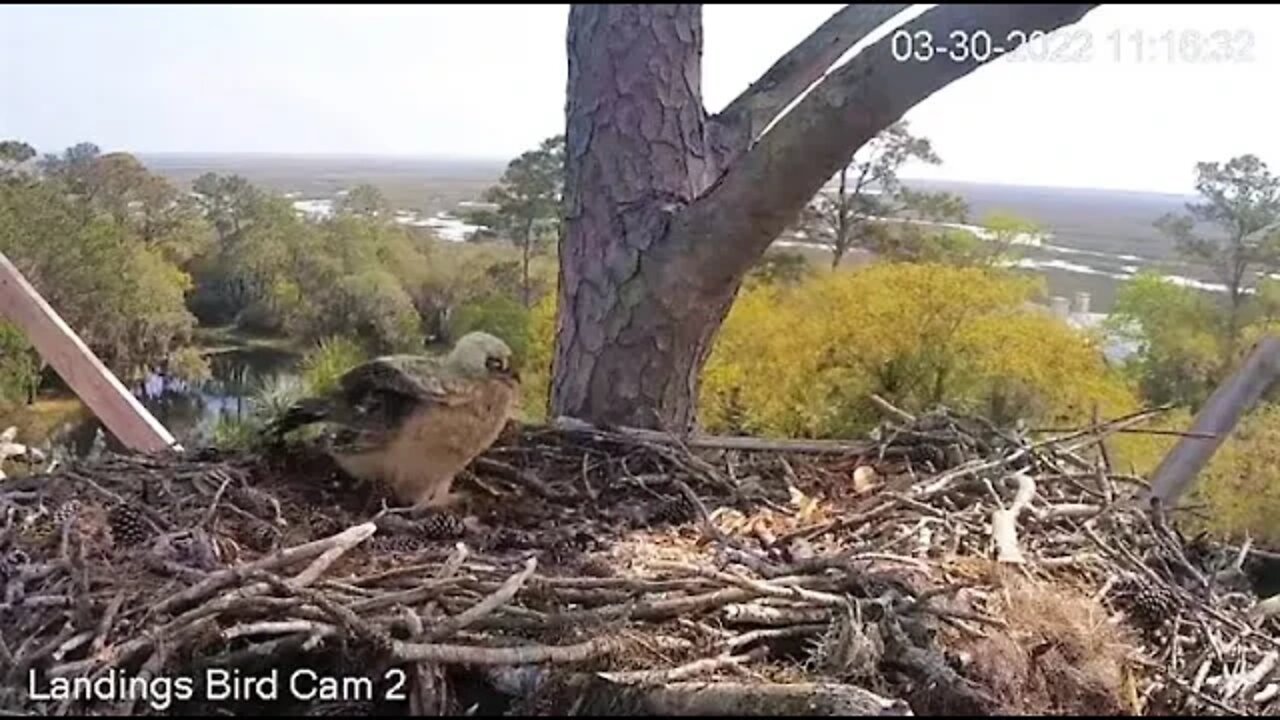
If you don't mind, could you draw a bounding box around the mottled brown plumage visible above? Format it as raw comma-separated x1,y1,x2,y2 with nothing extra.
272,332,520,509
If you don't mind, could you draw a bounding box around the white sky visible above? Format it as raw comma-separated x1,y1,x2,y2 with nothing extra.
2,4,1278,194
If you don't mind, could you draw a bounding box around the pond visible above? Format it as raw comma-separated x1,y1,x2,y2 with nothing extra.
44,345,301,459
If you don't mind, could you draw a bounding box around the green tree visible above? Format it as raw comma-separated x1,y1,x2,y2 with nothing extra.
188,192,301,325
911,210,1045,268
0,174,199,383
336,184,390,218
0,322,40,406
1106,271,1224,408
857,210,1031,269
0,141,36,178
319,269,424,353
1155,154,1280,358
794,121,968,268
414,242,531,343
460,207,502,243
133,174,210,265
186,182,431,352
747,249,814,288
192,173,263,243
84,152,151,224
38,142,102,200
483,135,564,307
0,141,35,164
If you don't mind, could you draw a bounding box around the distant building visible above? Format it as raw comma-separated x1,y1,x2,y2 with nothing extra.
291,198,334,221
1042,292,1139,364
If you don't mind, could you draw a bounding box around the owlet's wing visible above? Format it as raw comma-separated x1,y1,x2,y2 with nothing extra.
326,355,479,455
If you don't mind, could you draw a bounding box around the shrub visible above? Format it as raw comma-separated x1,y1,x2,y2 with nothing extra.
449,295,532,366
300,336,368,396
700,262,1138,438
0,322,39,406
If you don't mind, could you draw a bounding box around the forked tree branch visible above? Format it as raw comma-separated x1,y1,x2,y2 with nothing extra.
679,3,1100,281
711,3,910,160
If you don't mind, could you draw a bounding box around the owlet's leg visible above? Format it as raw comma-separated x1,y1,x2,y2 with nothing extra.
407,475,462,516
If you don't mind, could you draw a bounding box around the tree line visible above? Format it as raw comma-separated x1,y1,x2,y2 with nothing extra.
0,137,564,410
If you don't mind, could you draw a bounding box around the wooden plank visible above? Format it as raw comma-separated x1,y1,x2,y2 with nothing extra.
1143,335,1280,510
0,252,179,454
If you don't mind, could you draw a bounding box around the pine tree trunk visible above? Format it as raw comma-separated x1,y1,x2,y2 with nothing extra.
831,166,850,270
552,4,725,431
551,2,1099,431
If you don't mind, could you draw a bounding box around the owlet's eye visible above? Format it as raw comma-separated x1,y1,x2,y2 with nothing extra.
486,356,505,372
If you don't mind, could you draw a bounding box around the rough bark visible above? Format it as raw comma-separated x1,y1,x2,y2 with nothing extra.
553,3,1100,430
554,4,720,431
712,3,911,163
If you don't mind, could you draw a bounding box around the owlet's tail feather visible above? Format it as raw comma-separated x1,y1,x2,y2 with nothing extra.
266,397,332,440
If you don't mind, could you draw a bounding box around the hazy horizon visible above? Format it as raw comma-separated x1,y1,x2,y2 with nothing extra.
131,151,1201,199
5,4,1280,196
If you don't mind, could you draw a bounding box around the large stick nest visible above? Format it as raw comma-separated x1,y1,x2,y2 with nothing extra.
1,406,1278,716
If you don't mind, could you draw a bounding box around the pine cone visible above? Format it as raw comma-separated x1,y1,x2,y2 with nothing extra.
244,521,278,553
20,513,58,549
308,512,344,540
369,535,424,554
487,527,535,551
1134,584,1179,622
227,485,278,521
545,535,576,564
415,511,466,541
0,549,29,583
568,530,599,551
650,495,696,526
108,504,152,548
52,499,83,528
574,553,615,578
1115,577,1179,628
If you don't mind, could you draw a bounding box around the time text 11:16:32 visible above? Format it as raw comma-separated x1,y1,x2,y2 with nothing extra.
891,28,1256,65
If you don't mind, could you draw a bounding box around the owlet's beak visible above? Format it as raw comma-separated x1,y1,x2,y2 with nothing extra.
488,356,520,383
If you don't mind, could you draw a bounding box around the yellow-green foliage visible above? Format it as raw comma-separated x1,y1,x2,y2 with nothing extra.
418,242,557,317
167,347,213,385
210,413,258,453
1190,402,1280,545
300,336,368,396
1105,407,1194,478
0,398,88,448
0,322,38,406
519,291,558,422
449,295,532,366
701,262,1139,438
1107,271,1225,408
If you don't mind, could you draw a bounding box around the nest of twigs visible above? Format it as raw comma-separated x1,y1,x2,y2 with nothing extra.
1,403,1278,716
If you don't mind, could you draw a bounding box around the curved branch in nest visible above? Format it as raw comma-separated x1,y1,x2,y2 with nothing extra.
391,635,615,666
533,675,913,716
147,522,377,619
